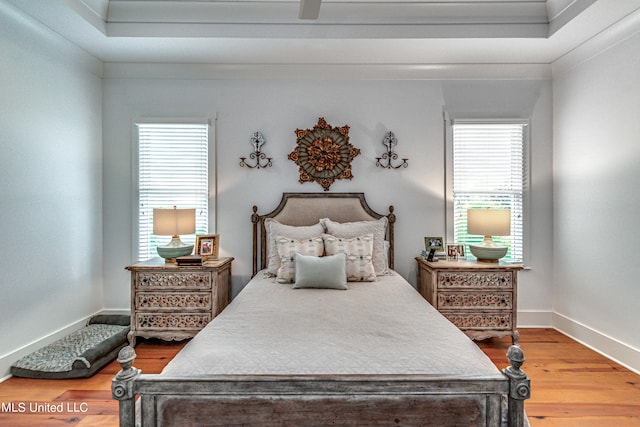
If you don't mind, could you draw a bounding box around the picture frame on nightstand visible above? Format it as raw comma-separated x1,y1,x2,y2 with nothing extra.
196,234,219,261
447,244,465,261
424,236,444,252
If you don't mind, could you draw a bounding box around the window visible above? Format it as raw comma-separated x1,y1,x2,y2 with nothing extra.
448,121,528,263
136,122,209,261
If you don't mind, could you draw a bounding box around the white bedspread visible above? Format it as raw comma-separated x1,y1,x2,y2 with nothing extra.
162,271,501,378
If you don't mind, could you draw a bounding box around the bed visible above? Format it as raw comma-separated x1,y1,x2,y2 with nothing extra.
113,192,530,426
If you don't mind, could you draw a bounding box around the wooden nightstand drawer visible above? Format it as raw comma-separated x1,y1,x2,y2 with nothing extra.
135,312,212,331
437,291,512,310
437,271,513,289
136,271,212,290
443,312,512,331
135,292,212,310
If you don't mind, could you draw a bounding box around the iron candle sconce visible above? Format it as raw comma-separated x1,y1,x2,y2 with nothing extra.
240,131,273,169
376,131,408,169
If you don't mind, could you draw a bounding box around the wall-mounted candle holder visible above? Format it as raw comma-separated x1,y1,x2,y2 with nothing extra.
240,131,273,169
376,131,408,169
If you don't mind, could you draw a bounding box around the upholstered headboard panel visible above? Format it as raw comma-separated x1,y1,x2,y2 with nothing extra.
251,193,395,276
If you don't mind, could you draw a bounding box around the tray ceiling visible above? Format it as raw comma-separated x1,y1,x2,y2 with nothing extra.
5,0,640,65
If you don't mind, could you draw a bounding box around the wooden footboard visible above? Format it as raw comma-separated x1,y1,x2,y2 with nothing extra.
112,345,530,427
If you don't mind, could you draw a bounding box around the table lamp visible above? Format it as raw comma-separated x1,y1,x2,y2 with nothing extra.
153,206,195,262
467,208,510,263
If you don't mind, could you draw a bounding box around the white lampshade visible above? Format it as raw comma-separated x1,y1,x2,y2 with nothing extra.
153,207,196,236
468,209,511,237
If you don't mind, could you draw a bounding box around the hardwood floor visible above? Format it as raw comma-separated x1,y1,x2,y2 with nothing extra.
0,328,638,426
481,329,640,427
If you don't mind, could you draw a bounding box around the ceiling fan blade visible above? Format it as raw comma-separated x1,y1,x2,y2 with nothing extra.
299,0,322,20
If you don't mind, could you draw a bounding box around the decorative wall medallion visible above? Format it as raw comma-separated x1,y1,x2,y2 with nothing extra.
288,117,360,191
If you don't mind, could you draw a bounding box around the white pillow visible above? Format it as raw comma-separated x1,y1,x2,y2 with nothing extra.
264,219,324,276
293,252,347,290
323,234,376,282
321,217,389,275
275,236,324,283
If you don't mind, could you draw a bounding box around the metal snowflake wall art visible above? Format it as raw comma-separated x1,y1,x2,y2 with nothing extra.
288,117,361,191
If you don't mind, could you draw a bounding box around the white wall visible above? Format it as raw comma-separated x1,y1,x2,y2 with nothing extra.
102,72,554,327
0,3,103,376
552,15,640,372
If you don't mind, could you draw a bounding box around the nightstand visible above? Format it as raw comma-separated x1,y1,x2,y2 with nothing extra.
416,257,522,344
125,257,233,346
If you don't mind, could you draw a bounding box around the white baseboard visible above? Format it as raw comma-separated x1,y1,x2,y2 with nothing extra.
553,312,640,375
0,310,126,382
518,310,553,328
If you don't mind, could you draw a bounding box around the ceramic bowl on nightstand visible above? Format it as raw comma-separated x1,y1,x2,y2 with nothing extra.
469,245,508,263
157,245,194,261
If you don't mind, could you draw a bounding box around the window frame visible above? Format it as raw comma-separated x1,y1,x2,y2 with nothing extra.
444,117,531,265
132,117,216,262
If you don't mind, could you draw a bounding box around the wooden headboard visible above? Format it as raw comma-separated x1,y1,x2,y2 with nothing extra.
251,193,395,276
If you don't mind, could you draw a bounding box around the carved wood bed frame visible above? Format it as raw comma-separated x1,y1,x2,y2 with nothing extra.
112,192,530,427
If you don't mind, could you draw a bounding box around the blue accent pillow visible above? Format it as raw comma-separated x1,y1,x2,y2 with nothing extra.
293,252,347,290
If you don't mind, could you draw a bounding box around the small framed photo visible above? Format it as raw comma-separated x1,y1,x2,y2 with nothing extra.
447,244,465,261
424,236,444,252
195,234,219,260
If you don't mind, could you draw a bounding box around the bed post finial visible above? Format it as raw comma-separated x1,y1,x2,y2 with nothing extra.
112,346,141,427
387,205,395,270
503,345,530,427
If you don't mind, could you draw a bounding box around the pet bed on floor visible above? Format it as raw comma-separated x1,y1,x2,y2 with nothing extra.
10,314,130,379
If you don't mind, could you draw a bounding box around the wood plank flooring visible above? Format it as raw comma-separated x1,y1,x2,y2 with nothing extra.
0,328,638,426
484,329,640,427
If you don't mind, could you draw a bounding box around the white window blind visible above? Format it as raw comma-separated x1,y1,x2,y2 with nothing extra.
452,122,528,263
137,123,209,261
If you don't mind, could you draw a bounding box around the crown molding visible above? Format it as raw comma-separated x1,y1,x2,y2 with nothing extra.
1,0,103,77
102,62,551,81
548,0,598,36
552,6,640,76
